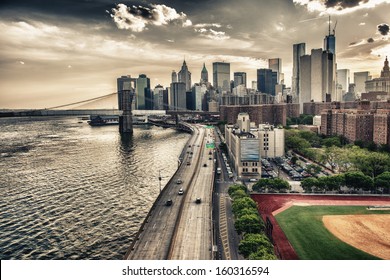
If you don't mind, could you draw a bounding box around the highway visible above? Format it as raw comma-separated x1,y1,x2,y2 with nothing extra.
168,126,215,259
125,124,215,259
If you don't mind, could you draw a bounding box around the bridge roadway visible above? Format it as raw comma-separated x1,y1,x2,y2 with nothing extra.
125,124,215,259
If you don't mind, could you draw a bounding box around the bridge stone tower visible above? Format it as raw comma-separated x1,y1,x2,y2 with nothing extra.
118,79,135,134
119,89,134,133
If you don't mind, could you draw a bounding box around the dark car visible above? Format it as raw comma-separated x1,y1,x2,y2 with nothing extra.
166,199,172,206
203,163,207,167
195,198,201,204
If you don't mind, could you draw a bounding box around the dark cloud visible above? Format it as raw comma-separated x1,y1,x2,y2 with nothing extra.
367,37,374,43
324,0,368,9
377,23,389,36
0,0,116,20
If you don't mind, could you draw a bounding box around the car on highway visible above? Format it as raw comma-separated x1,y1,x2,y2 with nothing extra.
178,188,184,195
166,199,172,206
176,179,183,184
203,163,207,167
187,161,191,165
195,198,201,204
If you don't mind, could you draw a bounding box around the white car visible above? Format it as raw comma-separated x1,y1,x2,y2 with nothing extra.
178,188,184,195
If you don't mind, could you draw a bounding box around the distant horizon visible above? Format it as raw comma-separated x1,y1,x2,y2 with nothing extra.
1,0,389,109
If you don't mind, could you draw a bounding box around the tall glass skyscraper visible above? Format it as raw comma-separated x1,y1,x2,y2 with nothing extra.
213,62,230,93
136,74,151,110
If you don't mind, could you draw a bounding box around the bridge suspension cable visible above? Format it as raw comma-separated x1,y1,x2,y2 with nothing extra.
44,92,117,110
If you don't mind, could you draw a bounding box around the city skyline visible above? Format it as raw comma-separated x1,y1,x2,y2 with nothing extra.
0,0,389,108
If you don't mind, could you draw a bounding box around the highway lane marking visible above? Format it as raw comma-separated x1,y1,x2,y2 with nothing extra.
219,196,231,260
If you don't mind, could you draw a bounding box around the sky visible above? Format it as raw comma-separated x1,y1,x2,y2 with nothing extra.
0,0,389,109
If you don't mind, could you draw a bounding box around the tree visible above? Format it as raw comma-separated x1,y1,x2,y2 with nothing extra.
236,207,260,218
232,197,257,215
354,152,390,178
301,177,318,193
286,135,311,151
306,164,322,176
374,171,390,194
298,130,321,147
249,248,278,260
253,179,273,192
318,174,345,192
228,184,247,197
344,171,373,191
234,214,264,234
321,136,342,148
270,178,291,192
238,233,274,258
230,189,248,200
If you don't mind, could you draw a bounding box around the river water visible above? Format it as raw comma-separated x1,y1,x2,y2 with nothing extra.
0,116,190,259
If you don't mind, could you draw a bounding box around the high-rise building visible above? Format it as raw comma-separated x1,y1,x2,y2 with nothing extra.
337,69,350,94
172,70,177,83
268,58,282,84
153,84,167,110
292,43,306,103
234,72,247,88
178,60,192,91
213,62,230,93
299,54,312,112
300,48,336,105
324,17,336,55
257,68,277,96
192,84,207,111
354,71,371,96
117,75,136,110
135,74,151,110
201,63,208,84
170,82,186,110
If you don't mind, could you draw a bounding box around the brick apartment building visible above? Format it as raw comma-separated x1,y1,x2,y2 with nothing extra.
320,100,390,146
220,103,299,126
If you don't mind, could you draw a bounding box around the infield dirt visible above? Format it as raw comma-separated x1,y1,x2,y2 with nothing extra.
323,214,390,260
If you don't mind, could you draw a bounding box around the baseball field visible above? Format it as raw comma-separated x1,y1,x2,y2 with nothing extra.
251,194,390,260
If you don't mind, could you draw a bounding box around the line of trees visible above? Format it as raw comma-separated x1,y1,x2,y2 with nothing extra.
301,171,390,193
228,184,277,260
285,129,390,182
252,178,291,193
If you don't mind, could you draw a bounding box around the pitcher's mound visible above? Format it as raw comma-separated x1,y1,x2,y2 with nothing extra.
323,214,390,259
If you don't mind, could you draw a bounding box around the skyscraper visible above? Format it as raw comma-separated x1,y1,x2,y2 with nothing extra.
299,54,311,112
292,43,306,102
337,69,350,93
170,82,186,110
324,17,336,55
171,70,178,83
299,48,336,105
233,72,247,88
178,60,192,91
354,71,371,96
268,58,282,84
257,69,277,96
213,62,230,93
136,74,151,110
201,63,208,84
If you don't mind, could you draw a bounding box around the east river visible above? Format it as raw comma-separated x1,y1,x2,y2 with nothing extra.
0,116,190,259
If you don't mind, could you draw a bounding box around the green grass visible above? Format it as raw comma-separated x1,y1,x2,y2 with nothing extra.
275,206,390,260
